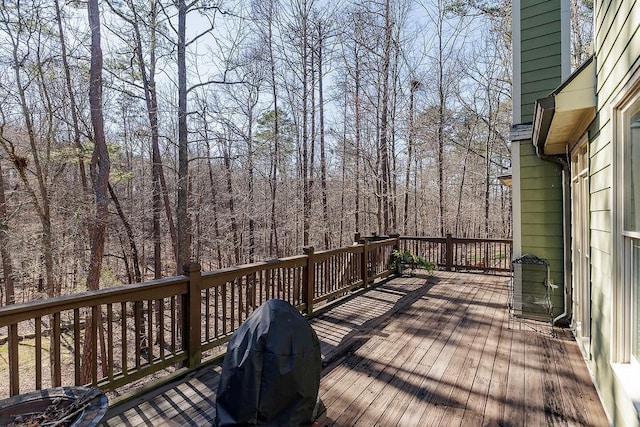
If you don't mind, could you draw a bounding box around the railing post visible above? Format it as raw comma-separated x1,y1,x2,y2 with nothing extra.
390,233,400,251
183,262,202,368
390,233,400,274
361,238,369,288
303,247,315,316
9,324,19,395
446,233,453,271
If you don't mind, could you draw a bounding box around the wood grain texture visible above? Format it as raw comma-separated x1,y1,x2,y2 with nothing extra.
103,271,609,427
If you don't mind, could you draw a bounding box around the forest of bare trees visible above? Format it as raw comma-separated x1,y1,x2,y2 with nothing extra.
0,0,591,305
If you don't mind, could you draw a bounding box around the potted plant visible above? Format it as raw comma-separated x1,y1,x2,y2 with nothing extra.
392,249,434,275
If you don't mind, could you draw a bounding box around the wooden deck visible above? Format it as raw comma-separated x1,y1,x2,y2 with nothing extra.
102,271,609,426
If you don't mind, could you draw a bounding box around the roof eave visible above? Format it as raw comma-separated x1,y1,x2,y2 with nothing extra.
531,56,596,155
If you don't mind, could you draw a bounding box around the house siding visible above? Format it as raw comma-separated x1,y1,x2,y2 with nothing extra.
518,141,565,315
590,0,640,424
520,0,563,122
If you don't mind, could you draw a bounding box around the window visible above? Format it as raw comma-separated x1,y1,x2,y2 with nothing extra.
632,240,640,360
624,110,640,232
621,99,640,363
571,140,590,354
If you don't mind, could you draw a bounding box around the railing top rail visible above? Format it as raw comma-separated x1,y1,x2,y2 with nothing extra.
366,237,397,249
400,236,512,244
202,255,308,286
314,244,364,257
0,276,189,327
451,237,513,244
399,236,446,242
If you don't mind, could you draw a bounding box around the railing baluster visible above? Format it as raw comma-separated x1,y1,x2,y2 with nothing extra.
121,302,128,378
288,267,292,303
303,247,315,315
53,312,61,387
332,255,336,292
214,286,219,339
205,288,210,342
171,295,178,354
91,306,98,385
272,269,276,300
9,323,19,395
257,271,261,308
336,254,340,291
74,309,81,385
231,279,235,331
238,276,244,324
134,301,141,369
147,300,153,364
107,304,114,381
249,272,255,311
328,257,332,293
297,265,301,302
268,268,273,299
159,298,165,360
222,284,227,336
35,318,41,390
281,268,287,303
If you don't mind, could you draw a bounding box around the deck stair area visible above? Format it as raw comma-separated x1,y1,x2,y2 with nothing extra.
103,271,609,426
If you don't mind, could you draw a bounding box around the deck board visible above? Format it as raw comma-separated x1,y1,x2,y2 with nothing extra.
103,271,609,427
463,277,506,426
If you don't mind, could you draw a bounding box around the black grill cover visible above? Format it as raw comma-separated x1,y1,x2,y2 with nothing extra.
215,299,322,426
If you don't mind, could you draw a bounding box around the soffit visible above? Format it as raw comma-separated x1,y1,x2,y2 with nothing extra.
532,57,596,155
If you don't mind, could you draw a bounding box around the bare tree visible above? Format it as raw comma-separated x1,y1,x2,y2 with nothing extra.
0,0,58,298
0,160,14,306
106,0,178,278
82,0,111,383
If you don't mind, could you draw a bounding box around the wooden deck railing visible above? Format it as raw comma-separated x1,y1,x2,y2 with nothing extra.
0,234,510,399
399,234,513,273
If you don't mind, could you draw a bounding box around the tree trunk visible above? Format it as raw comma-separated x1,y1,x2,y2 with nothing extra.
54,0,89,206
247,111,256,263
223,141,241,264
83,0,111,384
403,80,419,234
203,120,223,267
437,4,446,237
302,4,310,247
0,161,14,306
124,0,178,275
484,88,493,238
267,10,280,258
379,0,393,234
455,131,473,236
317,23,330,249
354,46,361,233
177,0,191,270
108,183,141,283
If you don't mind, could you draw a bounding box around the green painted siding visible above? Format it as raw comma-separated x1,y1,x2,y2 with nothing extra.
589,0,640,425
520,0,563,122
519,141,565,316
521,54,562,73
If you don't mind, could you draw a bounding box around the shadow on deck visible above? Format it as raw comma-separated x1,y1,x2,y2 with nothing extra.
102,271,608,426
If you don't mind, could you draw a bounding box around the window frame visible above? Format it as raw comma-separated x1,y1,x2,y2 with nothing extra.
571,138,590,355
613,83,640,364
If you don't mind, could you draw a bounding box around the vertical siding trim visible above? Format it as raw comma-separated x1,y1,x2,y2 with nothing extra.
513,0,522,123
513,141,523,257
561,0,571,78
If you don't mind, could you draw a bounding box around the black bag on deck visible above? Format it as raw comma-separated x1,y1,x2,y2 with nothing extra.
215,299,322,426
